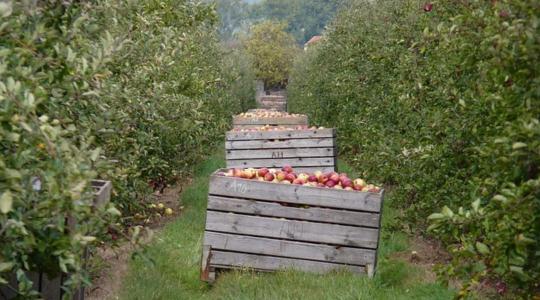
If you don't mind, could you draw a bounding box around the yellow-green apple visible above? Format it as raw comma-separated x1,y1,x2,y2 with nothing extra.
233,168,243,178
276,171,287,181
314,171,323,180
298,173,309,182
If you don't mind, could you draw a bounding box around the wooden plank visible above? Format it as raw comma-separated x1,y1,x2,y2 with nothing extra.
226,138,335,150
210,251,366,274
209,174,383,212
204,232,376,266
287,166,336,173
226,147,335,159
226,157,335,168
233,124,300,129
205,211,379,248
233,116,307,125
207,196,380,227
226,129,335,140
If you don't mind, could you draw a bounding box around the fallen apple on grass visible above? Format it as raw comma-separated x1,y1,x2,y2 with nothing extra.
221,167,381,193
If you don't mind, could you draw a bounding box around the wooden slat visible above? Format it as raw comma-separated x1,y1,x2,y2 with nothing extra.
207,196,380,227
226,157,335,168
209,174,383,212
287,166,336,173
204,232,376,266
226,138,335,150
210,251,366,274
233,116,308,125
233,124,300,129
205,211,379,248
226,147,335,159
226,129,335,140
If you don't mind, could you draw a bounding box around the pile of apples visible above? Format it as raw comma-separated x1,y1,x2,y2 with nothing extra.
233,125,323,132
236,111,305,119
221,166,381,193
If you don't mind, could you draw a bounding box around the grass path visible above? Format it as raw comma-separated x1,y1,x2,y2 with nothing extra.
118,147,455,299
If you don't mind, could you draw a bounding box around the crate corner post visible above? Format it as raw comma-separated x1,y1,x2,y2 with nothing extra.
200,245,216,283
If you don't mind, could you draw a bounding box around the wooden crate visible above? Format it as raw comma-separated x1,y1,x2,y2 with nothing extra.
232,114,308,129
0,180,112,300
200,171,384,282
226,128,337,173
258,95,287,111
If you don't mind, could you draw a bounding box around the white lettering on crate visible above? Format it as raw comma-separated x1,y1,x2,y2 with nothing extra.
227,179,249,194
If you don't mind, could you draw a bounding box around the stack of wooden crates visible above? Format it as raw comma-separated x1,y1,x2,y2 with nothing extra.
200,109,384,282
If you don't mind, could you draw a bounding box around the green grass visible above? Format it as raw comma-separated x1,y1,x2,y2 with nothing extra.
118,149,455,299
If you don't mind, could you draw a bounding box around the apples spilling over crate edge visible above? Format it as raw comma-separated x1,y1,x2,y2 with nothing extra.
218,166,382,193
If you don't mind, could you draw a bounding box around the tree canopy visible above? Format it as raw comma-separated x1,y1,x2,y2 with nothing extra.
244,21,298,87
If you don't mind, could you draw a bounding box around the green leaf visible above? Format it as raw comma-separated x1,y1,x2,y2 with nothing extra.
107,207,122,216
472,199,481,212
476,242,490,255
428,213,445,220
492,194,507,204
512,142,527,150
0,191,13,214
0,262,14,272
441,206,454,218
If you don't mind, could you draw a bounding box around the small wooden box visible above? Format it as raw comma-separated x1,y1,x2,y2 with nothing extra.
0,180,112,300
200,171,384,282
225,128,337,173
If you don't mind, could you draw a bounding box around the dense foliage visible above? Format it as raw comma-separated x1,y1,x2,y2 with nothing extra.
289,0,539,297
244,21,298,87
0,0,251,297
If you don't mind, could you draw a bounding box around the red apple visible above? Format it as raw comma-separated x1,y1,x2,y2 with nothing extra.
325,180,336,188
329,172,340,183
285,173,296,183
314,171,323,180
264,173,275,181
369,187,380,193
282,165,293,173
257,168,269,178
318,174,328,184
341,178,353,188
307,175,318,182
293,178,305,185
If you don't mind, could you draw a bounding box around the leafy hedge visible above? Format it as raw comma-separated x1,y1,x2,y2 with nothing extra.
0,0,251,297
289,0,539,296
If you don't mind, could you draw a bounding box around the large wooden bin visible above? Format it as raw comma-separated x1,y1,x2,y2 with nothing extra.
200,171,384,282
232,114,308,129
0,180,112,300
225,128,337,173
